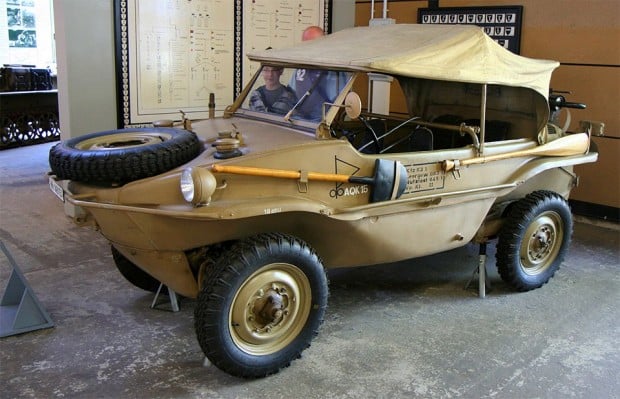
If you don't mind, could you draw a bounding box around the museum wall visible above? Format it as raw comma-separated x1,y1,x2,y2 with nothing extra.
53,0,118,139
355,0,620,215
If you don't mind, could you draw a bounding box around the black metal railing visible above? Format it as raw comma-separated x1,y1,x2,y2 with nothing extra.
0,90,60,150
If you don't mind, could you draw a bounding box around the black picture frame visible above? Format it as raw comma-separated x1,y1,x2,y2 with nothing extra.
114,0,331,128
418,5,523,54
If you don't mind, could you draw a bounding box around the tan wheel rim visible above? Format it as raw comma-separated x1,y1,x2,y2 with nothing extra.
520,210,563,275
75,132,172,151
229,263,311,355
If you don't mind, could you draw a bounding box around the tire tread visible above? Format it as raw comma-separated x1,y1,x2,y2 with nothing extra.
48,128,201,185
194,233,328,378
496,190,572,291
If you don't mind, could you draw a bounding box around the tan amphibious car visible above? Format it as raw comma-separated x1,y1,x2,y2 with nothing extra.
49,24,598,378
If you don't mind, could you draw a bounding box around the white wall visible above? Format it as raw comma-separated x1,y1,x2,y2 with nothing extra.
53,0,118,139
332,0,356,32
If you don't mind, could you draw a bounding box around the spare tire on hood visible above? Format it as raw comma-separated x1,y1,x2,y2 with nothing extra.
49,128,202,185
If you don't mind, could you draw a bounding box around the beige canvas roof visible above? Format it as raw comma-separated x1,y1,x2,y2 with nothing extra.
248,24,559,98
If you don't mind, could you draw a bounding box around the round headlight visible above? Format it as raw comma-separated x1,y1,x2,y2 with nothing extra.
180,167,217,206
180,168,195,203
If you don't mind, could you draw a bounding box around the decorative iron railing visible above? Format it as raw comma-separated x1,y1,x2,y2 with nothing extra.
0,90,60,150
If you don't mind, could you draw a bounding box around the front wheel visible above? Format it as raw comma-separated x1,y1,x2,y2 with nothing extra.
111,246,161,293
496,191,573,291
194,234,328,378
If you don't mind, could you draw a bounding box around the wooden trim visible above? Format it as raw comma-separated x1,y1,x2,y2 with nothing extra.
570,199,620,223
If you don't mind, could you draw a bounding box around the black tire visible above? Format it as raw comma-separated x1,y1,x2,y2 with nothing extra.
49,128,202,185
496,191,573,292
194,234,328,378
111,246,161,293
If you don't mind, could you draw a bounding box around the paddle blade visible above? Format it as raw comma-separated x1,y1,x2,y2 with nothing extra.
530,132,590,156
369,159,408,203
443,133,590,171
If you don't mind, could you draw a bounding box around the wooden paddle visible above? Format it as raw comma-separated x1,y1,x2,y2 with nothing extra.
212,164,352,183
211,159,408,202
443,133,590,172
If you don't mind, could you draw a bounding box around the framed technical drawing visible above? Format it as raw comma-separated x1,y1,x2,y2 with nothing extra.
239,0,329,92
115,0,330,128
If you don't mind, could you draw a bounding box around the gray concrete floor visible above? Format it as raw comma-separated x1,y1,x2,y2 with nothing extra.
1,141,619,399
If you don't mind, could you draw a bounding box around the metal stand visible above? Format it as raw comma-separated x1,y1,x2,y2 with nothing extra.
465,242,492,298
150,283,180,312
0,241,54,337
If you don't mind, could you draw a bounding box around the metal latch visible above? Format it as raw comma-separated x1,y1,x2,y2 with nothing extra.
298,170,309,193
450,159,461,180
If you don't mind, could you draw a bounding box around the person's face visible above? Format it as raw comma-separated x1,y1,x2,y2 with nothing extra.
262,67,283,89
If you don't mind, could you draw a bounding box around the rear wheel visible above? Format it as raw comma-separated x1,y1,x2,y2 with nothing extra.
194,234,328,378
496,191,572,291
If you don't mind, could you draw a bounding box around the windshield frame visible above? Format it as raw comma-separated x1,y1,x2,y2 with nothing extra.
229,65,357,135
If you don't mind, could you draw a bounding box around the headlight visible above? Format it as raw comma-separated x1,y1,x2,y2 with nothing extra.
180,167,217,206
180,168,195,202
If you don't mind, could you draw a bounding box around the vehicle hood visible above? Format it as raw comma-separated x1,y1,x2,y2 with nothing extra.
248,24,559,99
191,116,315,154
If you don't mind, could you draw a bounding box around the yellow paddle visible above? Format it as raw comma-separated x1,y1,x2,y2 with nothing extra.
443,133,590,172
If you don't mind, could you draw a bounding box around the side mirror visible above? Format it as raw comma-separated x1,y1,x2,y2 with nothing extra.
320,91,362,122
343,92,362,119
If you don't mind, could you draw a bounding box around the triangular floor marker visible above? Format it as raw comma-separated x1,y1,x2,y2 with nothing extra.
0,240,54,337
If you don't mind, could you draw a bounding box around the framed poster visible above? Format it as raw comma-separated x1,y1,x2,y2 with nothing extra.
418,6,523,54
115,0,235,127
7,1,37,48
115,0,330,128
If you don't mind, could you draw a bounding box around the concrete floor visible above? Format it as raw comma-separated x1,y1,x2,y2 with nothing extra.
1,142,619,399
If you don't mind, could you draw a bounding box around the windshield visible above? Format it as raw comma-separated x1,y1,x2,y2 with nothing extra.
240,66,351,123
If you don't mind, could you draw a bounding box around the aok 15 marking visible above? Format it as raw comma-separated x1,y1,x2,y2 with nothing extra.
330,184,369,198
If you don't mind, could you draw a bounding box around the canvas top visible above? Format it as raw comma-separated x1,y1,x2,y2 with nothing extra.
248,24,559,98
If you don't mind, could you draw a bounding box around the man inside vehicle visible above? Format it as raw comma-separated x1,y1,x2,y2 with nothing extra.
288,26,349,122
249,66,297,115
